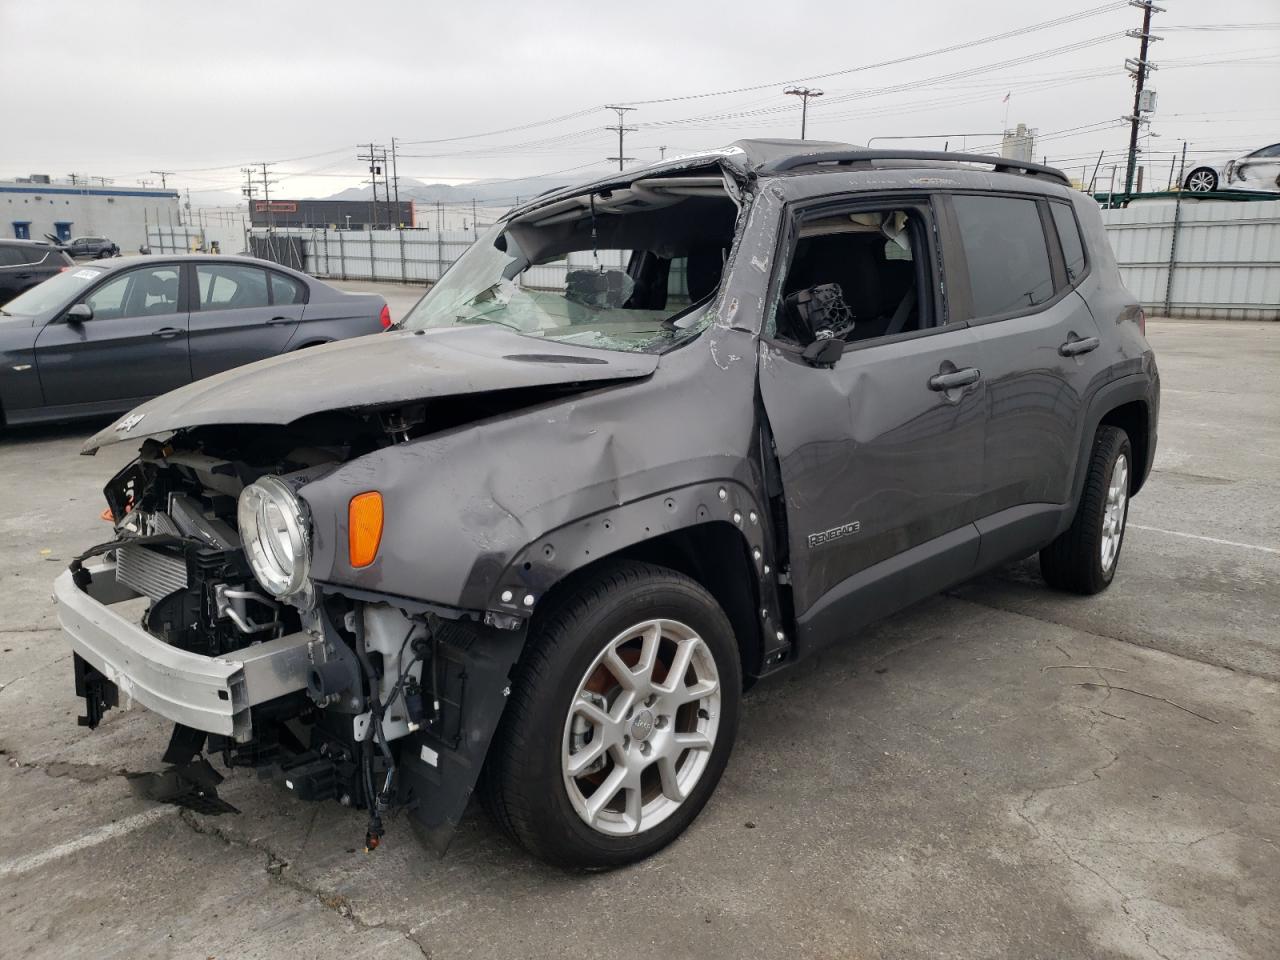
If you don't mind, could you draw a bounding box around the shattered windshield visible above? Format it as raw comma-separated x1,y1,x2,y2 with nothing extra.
401,178,738,354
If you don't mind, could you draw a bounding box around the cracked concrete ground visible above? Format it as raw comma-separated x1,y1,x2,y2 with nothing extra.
0,317,1276,959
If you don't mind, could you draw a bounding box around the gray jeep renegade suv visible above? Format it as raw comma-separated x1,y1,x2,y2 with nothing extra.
57,140,1158,868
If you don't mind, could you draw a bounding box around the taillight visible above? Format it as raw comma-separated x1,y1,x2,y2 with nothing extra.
379,304,392,329
59,266,70,272
1137,307,1146,336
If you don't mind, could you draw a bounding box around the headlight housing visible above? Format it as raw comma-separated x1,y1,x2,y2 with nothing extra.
237,476,311,598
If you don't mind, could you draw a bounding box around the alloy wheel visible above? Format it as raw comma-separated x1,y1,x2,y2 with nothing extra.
1186,170,1217,193
1101,453,1129,573
561,618,721,836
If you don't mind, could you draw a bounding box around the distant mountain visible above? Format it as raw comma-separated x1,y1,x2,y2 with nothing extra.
316,170,617,205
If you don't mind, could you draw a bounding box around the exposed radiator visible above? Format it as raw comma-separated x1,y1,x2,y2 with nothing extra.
116,543,188,601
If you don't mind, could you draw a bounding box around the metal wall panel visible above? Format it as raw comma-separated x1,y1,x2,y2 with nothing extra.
1101,199,1280,320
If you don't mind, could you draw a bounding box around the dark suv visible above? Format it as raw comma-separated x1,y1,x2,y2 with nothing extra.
56,141,1158,868
57,235,120,259
0,239,72,305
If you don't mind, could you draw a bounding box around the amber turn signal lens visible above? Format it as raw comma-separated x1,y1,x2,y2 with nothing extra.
348,492,384,568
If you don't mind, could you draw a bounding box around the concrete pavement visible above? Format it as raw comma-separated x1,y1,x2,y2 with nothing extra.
0,318,1275,960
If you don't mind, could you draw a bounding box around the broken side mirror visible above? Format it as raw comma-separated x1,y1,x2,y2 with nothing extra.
781,283,854,366
802,335,845,368
65,303,93,324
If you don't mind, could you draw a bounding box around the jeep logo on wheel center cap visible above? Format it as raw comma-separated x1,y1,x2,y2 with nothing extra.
630,709,655,741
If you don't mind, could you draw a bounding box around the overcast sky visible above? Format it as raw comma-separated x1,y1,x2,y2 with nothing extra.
2,0,1277,203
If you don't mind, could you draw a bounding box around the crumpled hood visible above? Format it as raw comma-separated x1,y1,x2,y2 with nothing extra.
83,325,659,453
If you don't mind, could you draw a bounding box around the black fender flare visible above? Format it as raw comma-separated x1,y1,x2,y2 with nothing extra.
489,480,791,675
1059,372,1159,536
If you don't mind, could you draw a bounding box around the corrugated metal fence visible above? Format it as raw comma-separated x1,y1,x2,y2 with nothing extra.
1101,198,1280,320
250,226,629,289
254,200,1280,321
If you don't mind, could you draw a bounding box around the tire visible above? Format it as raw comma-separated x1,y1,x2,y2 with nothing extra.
1040,425,1132,595
1184,167,1218,193
481,560,742,869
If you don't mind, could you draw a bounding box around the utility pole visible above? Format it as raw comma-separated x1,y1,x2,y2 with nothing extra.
137,178,154,189
659,145,667,160
390,137,402,226
358,143,386,228
604,105,637,171
150,170,174,190
784,87,824,139
1123,1,1163,196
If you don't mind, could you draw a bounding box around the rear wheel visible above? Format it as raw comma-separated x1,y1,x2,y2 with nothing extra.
1040,425,1132,595
1184,167,1218,193
482,561,741,869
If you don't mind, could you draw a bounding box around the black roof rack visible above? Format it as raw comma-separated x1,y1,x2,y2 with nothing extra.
760,149,1072,186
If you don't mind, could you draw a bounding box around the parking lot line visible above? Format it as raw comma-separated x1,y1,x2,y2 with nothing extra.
0,806,176,879
1128,523,1280,556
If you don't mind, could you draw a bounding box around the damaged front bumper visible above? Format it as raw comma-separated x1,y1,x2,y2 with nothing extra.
53,561,312,741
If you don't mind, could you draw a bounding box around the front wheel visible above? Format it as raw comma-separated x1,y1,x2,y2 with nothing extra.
482,561,741,868
1040,425,1132,594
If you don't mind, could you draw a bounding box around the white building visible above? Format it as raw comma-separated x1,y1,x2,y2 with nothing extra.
1,175,181,252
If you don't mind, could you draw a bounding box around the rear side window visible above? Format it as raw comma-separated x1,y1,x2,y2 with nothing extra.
1050,203,1087,285
197,263,269,311
269,271,306,305
0,245,44,267
952,195,1054,318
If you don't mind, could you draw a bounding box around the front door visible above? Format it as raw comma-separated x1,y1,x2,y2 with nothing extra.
34,262,191,409
188,262,302,380
758,197,986,651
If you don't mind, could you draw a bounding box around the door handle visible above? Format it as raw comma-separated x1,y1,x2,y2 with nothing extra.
265,315,293,325
151,327,182,339
1059,335,1100,357
928,367,981,391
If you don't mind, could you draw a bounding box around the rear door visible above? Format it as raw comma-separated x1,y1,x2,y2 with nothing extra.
758,195,986,649
0,245,33,302
188,262,303,380
941,192,1106,562
33,262,191,407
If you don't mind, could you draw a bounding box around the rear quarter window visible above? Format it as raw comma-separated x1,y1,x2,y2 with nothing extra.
269,272,307,305
1050,202,1087,285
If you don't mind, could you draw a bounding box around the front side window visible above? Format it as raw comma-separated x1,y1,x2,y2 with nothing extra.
952,195,1054,318
0,265,106,316
85,266,180,320
400,176,737,355
197,263,269,311
773,207,928,346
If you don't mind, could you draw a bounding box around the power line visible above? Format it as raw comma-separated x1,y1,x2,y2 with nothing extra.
617,1,1129,105
149,170,174,189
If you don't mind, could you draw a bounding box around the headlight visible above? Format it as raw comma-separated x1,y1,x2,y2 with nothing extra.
237,476,311,598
